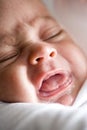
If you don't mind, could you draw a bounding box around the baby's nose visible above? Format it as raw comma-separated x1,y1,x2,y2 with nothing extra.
29,44,57,65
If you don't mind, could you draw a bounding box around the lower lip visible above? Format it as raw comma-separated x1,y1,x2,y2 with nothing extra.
39,76,73,98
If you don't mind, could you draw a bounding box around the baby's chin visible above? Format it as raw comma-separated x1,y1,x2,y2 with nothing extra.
56,94,74,106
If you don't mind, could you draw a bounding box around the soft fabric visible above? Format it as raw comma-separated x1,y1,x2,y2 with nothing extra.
0,81,87,130
73,80,87,107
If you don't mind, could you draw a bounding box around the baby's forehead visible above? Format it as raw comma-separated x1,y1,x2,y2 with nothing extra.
0,0,49,19
0,16,59,47
0,0,61,46
0,0,50,32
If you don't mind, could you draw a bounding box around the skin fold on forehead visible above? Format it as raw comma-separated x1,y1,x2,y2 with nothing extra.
0,0,56,48
0,0,50,33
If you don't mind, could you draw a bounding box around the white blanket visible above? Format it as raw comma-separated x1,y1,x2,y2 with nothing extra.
0,81,87,130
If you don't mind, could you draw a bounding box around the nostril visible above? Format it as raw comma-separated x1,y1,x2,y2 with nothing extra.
36,57,43,62
50,51,56,57
36,51,56,63
29,47,57,65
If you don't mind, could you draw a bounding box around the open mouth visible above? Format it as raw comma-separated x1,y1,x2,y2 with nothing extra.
39,72,73,98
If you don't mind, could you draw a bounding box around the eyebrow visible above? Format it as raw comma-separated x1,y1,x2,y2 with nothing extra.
37,15,55,21
30,15,56,25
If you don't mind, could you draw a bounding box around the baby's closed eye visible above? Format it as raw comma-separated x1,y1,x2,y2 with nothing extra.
0,45,20,71
0,50,19,63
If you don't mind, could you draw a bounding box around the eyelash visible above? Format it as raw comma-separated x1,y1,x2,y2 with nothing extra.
44,30,63,41
0,51,19,63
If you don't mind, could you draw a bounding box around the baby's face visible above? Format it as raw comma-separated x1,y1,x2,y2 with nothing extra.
0,0,86,105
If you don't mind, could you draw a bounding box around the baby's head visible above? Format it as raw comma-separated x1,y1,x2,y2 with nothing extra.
0,0,86,105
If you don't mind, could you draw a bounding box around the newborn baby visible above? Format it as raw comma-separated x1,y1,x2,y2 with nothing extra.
0,0,86,106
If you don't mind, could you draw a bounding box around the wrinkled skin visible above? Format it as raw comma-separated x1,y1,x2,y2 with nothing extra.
0,0,86,105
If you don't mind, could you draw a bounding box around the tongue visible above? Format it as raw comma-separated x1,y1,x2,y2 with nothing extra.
41,74,64,92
